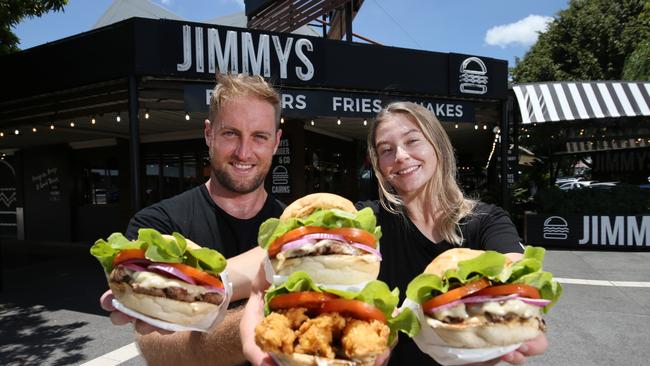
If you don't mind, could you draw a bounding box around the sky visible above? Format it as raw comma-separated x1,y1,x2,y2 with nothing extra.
13,0,570,66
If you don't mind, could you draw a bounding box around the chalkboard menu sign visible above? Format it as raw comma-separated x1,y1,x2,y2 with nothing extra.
270,137,291,195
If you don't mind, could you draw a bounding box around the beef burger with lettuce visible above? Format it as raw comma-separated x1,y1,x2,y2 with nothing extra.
91,228,227,326
258,193,382,285
406,246,562,348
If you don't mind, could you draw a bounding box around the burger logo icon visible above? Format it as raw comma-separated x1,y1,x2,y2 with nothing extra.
543,216,569,240
459,57,488,95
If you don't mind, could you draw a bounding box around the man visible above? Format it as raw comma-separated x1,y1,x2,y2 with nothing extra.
101,73,283,365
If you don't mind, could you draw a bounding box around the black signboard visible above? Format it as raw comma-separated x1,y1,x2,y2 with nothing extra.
525,213,650,250
265,137,292,198
185,85,476,123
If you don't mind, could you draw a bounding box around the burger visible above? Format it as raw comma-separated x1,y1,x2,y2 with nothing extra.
406,246,562,349
258,193,382,285
254,271,419,366
90,228,228,328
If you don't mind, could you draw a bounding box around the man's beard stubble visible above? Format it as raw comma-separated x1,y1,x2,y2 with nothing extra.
211,161,270,194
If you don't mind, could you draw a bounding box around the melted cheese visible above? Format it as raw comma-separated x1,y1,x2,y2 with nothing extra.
127,269,209,297
434,299,542,321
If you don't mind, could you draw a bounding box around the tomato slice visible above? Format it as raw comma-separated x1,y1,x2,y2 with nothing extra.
269,291,339,311
268,226,324,257
422,278,490,314
327,228,376,248
267,226,377,257
113,249,146,266
168,263,224,288
471,284,541,299
316,299,387,324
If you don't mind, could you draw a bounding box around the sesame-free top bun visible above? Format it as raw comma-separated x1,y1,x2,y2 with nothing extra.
423,248,514,277
280,193,357,220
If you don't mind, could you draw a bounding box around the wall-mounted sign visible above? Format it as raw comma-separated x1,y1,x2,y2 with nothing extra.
526,213,650,250
270,137,291,195
185,85,476,123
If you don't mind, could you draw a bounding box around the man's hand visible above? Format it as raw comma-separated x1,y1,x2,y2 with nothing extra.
240,264,275,366
463,333,548,366
99,290,171,335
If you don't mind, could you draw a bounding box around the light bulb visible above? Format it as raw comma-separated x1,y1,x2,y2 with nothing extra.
474,124,478,130
363,119,367,126
32,127,37,133
70,121,75,127
91,117,96,124
116,114,121,122
337,118,341,125
454,123,458,129
310,120,314,126
14,129,19,135
185,113,190,121
280,117,284,124
50,124,55,130
145,110,149,119
483,124,487,130
0,132,4,137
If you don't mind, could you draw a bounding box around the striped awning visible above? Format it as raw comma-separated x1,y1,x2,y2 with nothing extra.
512,81,650,124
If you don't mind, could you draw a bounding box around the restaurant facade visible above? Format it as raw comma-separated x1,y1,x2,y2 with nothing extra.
0,17,510,243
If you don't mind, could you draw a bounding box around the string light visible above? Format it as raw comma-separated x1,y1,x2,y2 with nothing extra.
50,124,55,130
280,116,284,124
91,116,96,125
474,124,478,130
14,129,19,135
363,119,367,126
310,120,314,126
337,118,341,125
483,124,487,130
32,127,37,133
185,112,190,121
116,113,121,122
145,109,150,119
0,132,4,137
454,123,458,129
70,121,75,127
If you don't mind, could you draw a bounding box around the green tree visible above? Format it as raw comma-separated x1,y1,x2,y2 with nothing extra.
623,39,650,79
512,0,650,82
0,0,68,55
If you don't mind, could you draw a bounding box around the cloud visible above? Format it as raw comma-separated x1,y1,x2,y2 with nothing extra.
485,15,553,48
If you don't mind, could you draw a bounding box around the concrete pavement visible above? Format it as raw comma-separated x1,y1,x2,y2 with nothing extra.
1,241,649,366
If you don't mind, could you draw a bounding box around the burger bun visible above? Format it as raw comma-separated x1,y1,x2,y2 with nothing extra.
426,316,543,348
271,254,380,285
280,193,357,220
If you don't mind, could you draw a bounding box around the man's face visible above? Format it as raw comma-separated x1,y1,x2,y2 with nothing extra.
205,94,281,194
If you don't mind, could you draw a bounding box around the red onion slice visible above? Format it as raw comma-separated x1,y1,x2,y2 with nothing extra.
518,297,552,307
300,233,347,242
462,293,519,304
119,258,152,267
280,238,318,253
119,263,148,272
425,299,464,314
350,243,382,260
147,263,197,285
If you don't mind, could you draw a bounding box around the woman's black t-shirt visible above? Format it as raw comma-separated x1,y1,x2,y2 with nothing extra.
357,201,523,366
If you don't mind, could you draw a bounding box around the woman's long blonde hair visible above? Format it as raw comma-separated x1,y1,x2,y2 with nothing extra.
367,101,476,245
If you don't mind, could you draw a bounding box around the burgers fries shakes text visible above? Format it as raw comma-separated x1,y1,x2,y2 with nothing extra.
91,228,227,327
255,272,419,366
406,246,562,349
258,193,383,285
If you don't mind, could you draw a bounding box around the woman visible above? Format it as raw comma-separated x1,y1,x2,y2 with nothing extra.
241,102,547,366
360,101,547,365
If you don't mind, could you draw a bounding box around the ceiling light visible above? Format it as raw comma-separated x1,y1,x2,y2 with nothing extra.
14,129,19,135
91,116,96,124
32,127,37,133
363,119,367,126
454,123,458,129
474,124,478,130
50,124,55,130
70,121,75,127
310,120,314,126
0,132,4,137
116,113,121,122
145,110,150,119
337,118,341,125
280,116,284,124
185,112,190,121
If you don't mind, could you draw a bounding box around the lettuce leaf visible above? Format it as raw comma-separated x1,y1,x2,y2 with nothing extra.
257,207,382,249
264,272,419,343
405,246,562,313
89,228,226,276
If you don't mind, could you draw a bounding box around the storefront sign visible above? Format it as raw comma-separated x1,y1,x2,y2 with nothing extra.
525,213,650,249
270,138,291,194
184,85,475,122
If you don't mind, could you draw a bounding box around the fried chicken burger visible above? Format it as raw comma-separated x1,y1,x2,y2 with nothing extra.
255,272,419,366
406,246,562,349
91,228,228,328
258,193,382,285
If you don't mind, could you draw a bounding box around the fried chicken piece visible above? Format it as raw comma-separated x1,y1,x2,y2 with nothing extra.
341,319,389,359
295,313,346,359
279,307,309,329
255,312,295,354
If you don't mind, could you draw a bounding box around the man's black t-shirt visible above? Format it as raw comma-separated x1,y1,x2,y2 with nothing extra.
125,184,285,258
358,201,523,366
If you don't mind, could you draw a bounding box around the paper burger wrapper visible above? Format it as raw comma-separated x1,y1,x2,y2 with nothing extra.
269,352,374,366
112,270,233,333
263,255,370,292
401,298,520,365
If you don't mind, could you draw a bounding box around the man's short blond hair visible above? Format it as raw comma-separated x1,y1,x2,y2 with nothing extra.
208,73,281,128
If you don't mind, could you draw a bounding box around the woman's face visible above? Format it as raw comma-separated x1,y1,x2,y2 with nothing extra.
374,113,437,199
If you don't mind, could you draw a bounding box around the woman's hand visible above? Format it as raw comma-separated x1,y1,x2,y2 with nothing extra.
240,264,275,366
463,333,548,366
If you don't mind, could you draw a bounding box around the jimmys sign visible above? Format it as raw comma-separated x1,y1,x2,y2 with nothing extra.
526,214,650,250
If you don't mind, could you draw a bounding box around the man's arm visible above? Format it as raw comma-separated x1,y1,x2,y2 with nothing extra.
135,306,247,366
